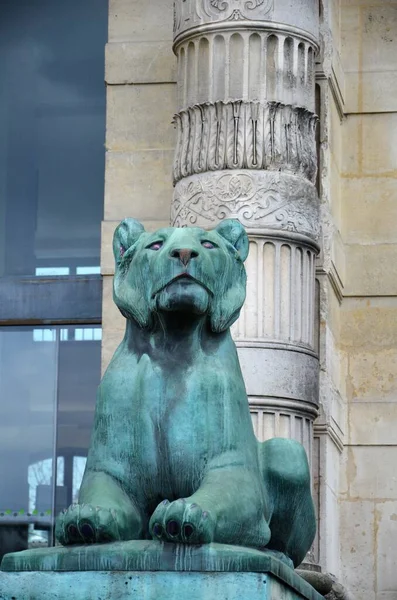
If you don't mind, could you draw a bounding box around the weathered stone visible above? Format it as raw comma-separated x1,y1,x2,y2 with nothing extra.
2,542,304,574
296,570,334,595
345,446,397,501
172,171,320,240
108,0,174,43
348,402,397,446
106,85,176,153
341,177,397,245
105,41,176,85
339,499,376,600
0,572,320,600
342,4,397,113
104,150,174,222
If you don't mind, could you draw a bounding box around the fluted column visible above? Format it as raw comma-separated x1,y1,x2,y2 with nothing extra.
171,0,320,463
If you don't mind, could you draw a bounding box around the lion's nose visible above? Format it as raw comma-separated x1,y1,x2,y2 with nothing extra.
170,248,198,266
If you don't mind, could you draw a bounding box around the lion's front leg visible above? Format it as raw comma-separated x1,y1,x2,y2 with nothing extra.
149,453,271,547
56,471,144,545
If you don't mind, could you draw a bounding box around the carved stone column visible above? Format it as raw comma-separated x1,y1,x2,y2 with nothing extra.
171,0,320,463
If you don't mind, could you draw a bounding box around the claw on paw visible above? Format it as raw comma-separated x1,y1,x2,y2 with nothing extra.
149,498,215,544
166,520,180,537
55,503,125,546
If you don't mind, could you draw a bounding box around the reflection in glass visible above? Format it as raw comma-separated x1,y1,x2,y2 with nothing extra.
55,327,101,513
0,326,101,558
28,457,64,548
0,327,57,557
0,0,107,277
73,457,88,504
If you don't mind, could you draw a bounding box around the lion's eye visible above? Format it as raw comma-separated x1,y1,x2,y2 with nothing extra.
201,240,216,249
147,241,163,251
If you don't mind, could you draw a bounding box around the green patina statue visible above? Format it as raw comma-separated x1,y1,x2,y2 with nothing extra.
55,218,316,568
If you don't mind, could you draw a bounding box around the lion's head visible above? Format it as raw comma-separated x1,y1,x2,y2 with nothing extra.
112,218,249,333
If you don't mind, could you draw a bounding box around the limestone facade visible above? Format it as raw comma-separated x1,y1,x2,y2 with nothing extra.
102,1,397,599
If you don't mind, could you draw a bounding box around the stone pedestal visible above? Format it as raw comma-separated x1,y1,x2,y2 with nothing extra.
0,542,323,600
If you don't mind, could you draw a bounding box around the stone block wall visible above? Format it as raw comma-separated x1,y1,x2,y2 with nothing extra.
101,0,176,371
338,1,397,599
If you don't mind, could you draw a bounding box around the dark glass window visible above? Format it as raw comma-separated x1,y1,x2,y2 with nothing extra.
55,327,102,512
0,0,107,277
0,0,107,559
0,326,101,557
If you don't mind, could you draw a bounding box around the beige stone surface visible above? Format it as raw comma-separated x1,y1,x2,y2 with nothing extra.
106,84,176,153
341,299,397,417
361,113,397,175
330,95,343,174
320,431,342,494
340,6,360,72
329,157,342,232
108,0,174,43
318,475,340,573
342,4,397,70
340,497,397,600
339,448,349,498
318,275,342,354
340,115,361,176
332,229,346,285
346,446,397,500
342,177,397,244
341,298,397,408
341,298,397,349
329,0,342,55
359,7,397,71
103,0,176,377
341,4,397,113
339,499,376,600
345,70,397,114
345,348,397,403
375,501,397,600
349,402,397,445
104,150,174,221
321,1,397,596
343,244,397,296
341,115,397,178
319,325,346,415
341,112,397,178
105,42,176,84
315,63,347,575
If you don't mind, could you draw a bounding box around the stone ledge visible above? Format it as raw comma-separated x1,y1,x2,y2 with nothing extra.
0,542,323,600
0,570,322,600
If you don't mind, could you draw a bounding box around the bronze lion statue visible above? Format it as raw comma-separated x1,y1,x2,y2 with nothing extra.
56,218,316,567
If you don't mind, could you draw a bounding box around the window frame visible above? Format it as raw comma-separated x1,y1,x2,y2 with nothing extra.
0,276,102,325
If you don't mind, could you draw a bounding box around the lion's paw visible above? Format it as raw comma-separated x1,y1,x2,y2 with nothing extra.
55,503,125,545
149,498,215,544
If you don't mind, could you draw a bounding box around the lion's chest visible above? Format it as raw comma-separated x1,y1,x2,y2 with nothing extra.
139,358,243,491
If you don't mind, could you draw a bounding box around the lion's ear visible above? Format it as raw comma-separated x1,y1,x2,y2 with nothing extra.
215,219,249,262
113,218,145,265
210,221,248,332
113,218,150,328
